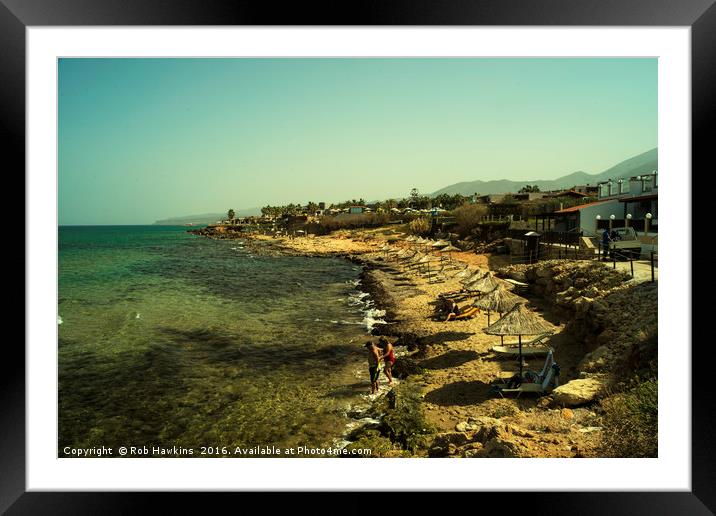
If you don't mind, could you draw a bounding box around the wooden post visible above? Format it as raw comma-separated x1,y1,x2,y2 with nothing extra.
651,251,655,282
613,251,616,269
630,256,634,277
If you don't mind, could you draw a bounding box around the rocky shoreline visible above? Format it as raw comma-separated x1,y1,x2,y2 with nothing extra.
190,228,658,458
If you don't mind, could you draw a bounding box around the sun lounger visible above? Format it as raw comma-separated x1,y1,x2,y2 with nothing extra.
490,345,551,357
438,289,470,299
493,365,558,398
445,306,479,321
490,332,553,356
503,278,529,293
491,350,554,389
491,351,559,397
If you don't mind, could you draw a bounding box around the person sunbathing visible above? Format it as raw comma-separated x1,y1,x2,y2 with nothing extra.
443,300,460,321
445,303,479,321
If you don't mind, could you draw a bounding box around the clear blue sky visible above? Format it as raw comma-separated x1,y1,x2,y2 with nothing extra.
58,58,657,224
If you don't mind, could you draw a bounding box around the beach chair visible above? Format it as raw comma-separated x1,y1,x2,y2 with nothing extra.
445,306,479,321
492,350,553,387
490,332,553,356
491,352,560,398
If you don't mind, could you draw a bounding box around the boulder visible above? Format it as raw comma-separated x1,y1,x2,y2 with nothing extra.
473,437,521,458
552,378,606,407
535,267,554,279
428,432,471,457
578,345,612,372
573,296,593,318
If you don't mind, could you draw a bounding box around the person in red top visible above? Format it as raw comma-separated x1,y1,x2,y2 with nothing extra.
379,337,396,385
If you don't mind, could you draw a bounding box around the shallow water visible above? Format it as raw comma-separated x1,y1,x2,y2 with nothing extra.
58,226,381,456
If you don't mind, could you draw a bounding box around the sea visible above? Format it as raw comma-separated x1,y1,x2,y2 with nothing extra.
58,225,386,457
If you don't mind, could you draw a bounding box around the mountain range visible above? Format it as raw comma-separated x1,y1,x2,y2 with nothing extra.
429,147,657,197
154,148,657,224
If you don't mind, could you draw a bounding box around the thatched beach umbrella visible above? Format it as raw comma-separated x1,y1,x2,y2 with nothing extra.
416,253,440,275
431,239,450,249
459,268,488,286
404,252,426,268
484,303,554,377
472,286,525,326
379,243,394,260
439,244,461,262
464,272,502,293
454,266,475,280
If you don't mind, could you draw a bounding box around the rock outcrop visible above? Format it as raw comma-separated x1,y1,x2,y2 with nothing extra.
552,378,607,407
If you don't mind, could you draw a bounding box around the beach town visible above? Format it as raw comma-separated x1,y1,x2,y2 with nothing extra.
189,176,658,458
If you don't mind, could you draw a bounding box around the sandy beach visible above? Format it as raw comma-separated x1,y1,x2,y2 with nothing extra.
200,227,657,458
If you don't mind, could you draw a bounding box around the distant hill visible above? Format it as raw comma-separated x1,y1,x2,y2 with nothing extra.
154,208,261,225
430,148,657,197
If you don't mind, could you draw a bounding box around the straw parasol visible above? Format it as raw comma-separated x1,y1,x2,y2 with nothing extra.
416,237,432,252
379,243,395,260
416,253,440,276
404,252,426,267
431,239,450,249
438,244,461,261
454,266,475,280
484,303,554,377
459,268,488,285
472,286,525,326
464,272,502,293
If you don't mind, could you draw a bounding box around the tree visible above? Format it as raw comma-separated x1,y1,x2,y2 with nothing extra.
410,188,420,208
519,185,541,193
227,209,235,221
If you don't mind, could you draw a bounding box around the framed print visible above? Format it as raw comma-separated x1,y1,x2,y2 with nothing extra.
4,0,712,513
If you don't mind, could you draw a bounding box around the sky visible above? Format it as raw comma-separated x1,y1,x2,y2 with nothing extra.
58,58,657,225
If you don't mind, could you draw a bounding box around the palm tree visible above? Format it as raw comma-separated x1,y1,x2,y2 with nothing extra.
227,209,235,222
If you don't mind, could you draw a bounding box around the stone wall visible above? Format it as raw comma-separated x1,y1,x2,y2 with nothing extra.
496,260,657,406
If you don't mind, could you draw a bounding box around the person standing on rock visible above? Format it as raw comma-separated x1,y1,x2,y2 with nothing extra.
365,341,382,394
379,337,396,385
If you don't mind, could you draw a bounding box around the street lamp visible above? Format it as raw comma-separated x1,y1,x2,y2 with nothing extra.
626,213,632,229
609,214,615,232
645,212,652,235
617,178,623,195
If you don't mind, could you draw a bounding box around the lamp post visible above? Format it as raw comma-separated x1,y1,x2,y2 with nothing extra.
609,214,615,232
645,212,652,235
618,178,623,195
626,213,632,229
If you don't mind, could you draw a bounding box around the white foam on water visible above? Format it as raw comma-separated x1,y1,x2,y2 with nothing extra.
57,315,63,325
362,307,387,332
135,313,141,319
331,438,352,450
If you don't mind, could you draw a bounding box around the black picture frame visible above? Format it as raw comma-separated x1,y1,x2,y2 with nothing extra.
4,1,710,513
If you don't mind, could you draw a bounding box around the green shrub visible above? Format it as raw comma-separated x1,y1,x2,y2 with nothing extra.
451,203,488,238
319,213,390,231
383,383,433,453
408,217,431,236
599,377,658,457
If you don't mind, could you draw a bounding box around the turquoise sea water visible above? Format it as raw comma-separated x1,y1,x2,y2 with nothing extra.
58,226,380,456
